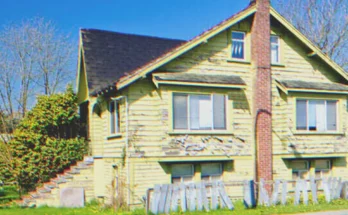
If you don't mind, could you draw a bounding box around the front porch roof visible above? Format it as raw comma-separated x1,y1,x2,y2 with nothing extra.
276,79,348,95
152,73,247,89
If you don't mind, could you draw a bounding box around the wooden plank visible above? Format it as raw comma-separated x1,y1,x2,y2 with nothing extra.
271,180,280,205
211,181,218,210
217,181,234,210
171,185,180,212
294,180,300,205
322,177,331,203
302,180,308,205
337,178,343,199
310,177,318,204
164,184,173,214
158,184,168,214
281,180,287,205
188,183,196,211
243,180,255,208
259,179,270,206
201,181,210,212
151,185,161,214
196,182,203,211
180,183,187,212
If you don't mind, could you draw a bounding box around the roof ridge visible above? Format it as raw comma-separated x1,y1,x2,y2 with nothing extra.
80,28,186,42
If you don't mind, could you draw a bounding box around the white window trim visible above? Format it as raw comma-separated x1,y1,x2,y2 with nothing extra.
109,100,120,135
296,99,338,132
271,35,280,64
172,93,228,131
231,31,246,60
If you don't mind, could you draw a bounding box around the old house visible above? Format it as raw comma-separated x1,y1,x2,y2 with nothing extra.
74,0,348,207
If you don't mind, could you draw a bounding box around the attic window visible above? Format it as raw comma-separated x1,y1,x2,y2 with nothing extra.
271,35,280,64
231,31,245,59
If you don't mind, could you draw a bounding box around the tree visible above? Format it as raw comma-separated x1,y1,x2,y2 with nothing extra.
274,0,348,70
0,17,75,123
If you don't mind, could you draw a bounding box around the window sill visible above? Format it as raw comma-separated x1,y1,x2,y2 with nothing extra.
293,131,344,135
226,58,250,64
106,134,122,140
271,63,285,67
168,130,233,135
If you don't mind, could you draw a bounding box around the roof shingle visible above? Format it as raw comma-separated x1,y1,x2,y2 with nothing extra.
81,29,185,95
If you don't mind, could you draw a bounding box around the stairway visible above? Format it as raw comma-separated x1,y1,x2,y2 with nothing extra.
21,157,95,207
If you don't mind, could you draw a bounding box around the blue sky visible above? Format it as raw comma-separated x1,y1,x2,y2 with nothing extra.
1,0,250,42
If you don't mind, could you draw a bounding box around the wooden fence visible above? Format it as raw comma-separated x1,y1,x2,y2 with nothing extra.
146,177,348,214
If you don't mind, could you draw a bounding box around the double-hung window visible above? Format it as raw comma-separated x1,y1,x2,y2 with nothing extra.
296,99,337,132
171,164,194,184
271,35,280,64
173,93,226,130
231,31,245,59
109,100,120,134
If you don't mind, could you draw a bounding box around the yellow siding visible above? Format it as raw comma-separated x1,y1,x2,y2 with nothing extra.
85,18,348,206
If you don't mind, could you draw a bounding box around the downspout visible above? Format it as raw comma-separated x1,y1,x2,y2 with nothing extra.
111,95,130,206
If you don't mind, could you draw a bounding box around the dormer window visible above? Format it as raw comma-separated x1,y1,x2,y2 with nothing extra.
271,35,280,64
231,31,245,59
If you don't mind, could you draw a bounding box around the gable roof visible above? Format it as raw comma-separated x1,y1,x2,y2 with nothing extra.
79,3,347,97
80,29,185,95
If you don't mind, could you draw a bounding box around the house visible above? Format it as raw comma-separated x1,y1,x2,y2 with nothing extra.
76,0,348,207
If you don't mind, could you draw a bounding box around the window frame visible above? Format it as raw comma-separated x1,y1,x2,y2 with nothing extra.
172,93,228,131
109,99,120,135
270,35,280,64
295,98,339,133
231,31,246,60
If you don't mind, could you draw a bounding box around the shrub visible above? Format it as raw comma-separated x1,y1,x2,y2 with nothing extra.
0,86,87,191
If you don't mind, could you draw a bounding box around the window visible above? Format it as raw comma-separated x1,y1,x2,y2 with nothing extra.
291,160,309,184
271,35,280,64
173,94,226,130
315,160,331,188
315,160,331,179
201,163,222,182
231,31,245,59
109,100,120,134
296,99,337,132
171,164,194,184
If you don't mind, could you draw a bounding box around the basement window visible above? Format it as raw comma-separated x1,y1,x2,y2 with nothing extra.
109,100,120,134
291,160,309,186
296,99,337,132
231,31,245,59
171,164,194,184
173,93,226,130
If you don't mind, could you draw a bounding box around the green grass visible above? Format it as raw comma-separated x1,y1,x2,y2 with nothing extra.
2,198,348,215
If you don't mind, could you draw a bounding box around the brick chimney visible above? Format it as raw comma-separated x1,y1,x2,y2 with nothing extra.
251,0,273,191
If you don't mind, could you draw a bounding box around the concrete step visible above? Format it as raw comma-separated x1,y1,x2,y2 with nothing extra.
38,188,51,194
67,169,80,174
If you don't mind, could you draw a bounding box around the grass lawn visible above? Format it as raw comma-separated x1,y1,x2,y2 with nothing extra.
2,199,348,215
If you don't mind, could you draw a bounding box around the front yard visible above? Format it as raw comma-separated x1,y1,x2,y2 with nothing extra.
3,199,348,215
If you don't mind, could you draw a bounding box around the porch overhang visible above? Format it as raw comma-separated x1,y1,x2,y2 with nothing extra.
152,73,246,89
275,79,348,95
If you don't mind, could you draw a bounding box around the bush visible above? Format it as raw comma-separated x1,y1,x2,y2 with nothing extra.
0,86,87,191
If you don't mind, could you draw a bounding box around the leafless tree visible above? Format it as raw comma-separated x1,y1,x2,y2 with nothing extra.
0,17,75,127
274,0,348,70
